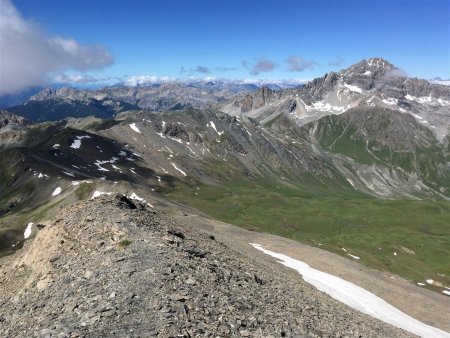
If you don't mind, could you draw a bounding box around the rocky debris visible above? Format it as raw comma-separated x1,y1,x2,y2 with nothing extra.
0,195,412,337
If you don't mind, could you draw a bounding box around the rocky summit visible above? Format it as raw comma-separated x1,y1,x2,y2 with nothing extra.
0,195,412,338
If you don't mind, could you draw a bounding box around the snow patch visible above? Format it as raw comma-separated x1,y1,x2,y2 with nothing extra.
442,290,450,296
24,223,33,239
171,162,187,176
347,253,360,260
62,171,75,177
52,187,62,196
70,135,91,149
129,123,141,133
346,178,355,187
307,100,345,113
410,112,423,120
94,157,118,172
426,279,434,285
91,191,112,199
129,192,145,202
71,180,92,186
343,83,363,93
250,243,450,338
405,94,450,106
156,132,166,138
169,136,183,144
382,97,398,106
208,121,224,135
242,124,252,136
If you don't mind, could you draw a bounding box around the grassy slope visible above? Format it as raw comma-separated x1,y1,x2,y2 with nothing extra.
168,178,450,289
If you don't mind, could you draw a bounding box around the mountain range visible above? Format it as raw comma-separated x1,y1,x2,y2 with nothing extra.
0,57,450,336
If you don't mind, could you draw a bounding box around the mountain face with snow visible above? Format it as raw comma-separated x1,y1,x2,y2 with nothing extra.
221,57,450,141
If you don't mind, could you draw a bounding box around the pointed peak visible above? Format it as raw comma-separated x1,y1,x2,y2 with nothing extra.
364,57,396,70
342,57,397,78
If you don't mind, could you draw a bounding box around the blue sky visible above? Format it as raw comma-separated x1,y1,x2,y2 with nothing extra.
1,0,449,92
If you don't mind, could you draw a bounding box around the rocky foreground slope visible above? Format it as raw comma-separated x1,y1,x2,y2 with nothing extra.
0,195,412,338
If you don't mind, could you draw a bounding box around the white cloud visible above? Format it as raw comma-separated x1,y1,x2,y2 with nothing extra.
0,0,113,94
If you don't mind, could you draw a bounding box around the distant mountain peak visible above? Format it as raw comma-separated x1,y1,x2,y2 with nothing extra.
365,57,395,70
344,58,396,78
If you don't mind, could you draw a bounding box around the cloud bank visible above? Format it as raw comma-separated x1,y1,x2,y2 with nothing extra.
0,0,113,94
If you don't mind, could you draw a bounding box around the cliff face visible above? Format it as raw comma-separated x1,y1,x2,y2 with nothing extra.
0,195,411,337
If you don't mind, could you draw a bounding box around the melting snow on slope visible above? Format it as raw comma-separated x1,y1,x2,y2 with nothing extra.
306,101,346,112
24,222,33,239
128,192,154,208
70,136,91,149
250,243,450,338
382,97,399,106
405,94,450,106
129,192,145,202
129,123,142,133
52,187,62,196
91,191,112,199
94,157,119,172
171,162,187,176
343,83,363,93
208,121,224,135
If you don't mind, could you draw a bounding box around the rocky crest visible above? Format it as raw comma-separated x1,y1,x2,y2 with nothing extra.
0,195,412,337
0,110,30,132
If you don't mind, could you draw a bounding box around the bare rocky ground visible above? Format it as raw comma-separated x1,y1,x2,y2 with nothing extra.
185,214,450,334
0,195,414,338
